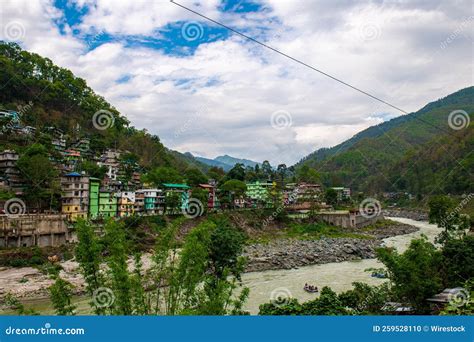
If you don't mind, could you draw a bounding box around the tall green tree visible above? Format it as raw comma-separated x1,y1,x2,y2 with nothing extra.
376,237,443,314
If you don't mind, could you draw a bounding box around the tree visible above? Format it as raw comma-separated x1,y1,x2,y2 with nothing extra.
428,195,470,243
220,180,247,195
75,219,105,314
165,192,181,214
441,235,474,287
208,218,245,278
259,287,348,315
324,188,338,206
191,187,209,214
16,143,60,210
376,237,443,313
78,160,107,179
297,164,320,183
103,219,132,315
49,275,76,315
220,180,247,209
227,163,245,181
276,164,287,184
143,167,183,186
208,166,225,182
261,160,273,180
185,168,208,187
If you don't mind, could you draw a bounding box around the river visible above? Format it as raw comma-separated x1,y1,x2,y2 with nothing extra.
1,217,440,315
240,217,440,314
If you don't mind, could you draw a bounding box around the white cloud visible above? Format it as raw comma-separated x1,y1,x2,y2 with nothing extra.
0,0,472,165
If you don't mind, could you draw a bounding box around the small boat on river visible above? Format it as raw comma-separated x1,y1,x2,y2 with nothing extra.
303,284,318,293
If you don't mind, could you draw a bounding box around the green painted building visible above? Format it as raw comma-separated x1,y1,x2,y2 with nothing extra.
98,191,118,218
163,183,190,213
245,181,275,207
89,177,100,220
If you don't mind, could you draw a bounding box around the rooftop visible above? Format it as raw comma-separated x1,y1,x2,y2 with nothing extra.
163,183,190,189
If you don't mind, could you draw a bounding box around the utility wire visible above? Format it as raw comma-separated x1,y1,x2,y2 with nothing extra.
170,0,458,137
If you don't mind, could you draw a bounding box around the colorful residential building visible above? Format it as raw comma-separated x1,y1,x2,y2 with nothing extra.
116,191,136,217
61,172,89,221
245,181,274,207
198,183,218,209
163,183,190,213
134,190,145,215
136,189,165,215
98,191,117,218
331,187,351,201
89,177,100,220
0,150,24,194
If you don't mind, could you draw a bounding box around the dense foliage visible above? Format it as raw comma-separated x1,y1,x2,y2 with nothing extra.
296,86,474,195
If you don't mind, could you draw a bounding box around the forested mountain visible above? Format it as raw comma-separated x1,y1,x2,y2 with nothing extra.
0,42,206,173
296,87,474,195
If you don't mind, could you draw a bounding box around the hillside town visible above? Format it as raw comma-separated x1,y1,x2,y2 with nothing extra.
0,109,383,250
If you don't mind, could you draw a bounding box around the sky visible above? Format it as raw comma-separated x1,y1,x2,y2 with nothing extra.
0,0,472,165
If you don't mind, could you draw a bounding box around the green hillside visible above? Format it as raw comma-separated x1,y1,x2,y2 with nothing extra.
296,87,474,195
0,42,206,173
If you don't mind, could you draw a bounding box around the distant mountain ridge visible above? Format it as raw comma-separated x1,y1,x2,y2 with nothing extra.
192,154,261,171
295,86,474,195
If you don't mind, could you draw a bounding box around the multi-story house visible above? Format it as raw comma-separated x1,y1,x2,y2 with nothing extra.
139,189,165,215
163,183,190,213
134,190,145,215
98,149,121,183
331,187,351,201
98,191,117,219
198,183,218,209
0,150,24,194
245,181,275,207
116,191,136,217
61,172,89,221
89,177,100,220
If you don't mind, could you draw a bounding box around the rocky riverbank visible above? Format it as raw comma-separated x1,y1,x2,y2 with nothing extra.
243,222,418,272
0,221,418,302
383,209,428,221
